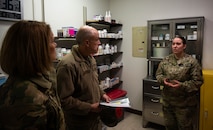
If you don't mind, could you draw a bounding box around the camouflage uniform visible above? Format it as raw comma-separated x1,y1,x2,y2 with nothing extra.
56,45,105,130
156,53,203,130
0,69,66,130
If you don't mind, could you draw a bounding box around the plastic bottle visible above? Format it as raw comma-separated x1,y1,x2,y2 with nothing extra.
105,77,111,88
114,45,117,53
111,45,114,54
108,11,111,23
98,45,103,55
105,43,110,54
104,11,108,22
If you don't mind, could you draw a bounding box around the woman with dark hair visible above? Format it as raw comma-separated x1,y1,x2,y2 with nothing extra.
156,35,203,130
0,20,65,130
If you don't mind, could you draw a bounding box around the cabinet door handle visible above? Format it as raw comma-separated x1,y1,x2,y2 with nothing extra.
151,98,159,103
204,110,208,118
151,112,159,116
151,86,159,90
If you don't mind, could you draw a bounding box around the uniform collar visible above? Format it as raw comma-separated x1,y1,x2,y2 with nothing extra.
30,73,52,89
72,45,93,63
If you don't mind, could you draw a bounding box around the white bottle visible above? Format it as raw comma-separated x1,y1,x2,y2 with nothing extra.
104,11,108,22
111,45,114,54
114,45,117,53
98,45,103,55
103,29,107,38
105,77,110,88
108,11,111,23
105,43,110,54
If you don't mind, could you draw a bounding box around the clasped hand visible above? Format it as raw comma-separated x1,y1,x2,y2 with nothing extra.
164,78,180,88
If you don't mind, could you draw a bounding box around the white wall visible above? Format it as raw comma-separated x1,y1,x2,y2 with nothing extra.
109,0,213,111
44,0,109,36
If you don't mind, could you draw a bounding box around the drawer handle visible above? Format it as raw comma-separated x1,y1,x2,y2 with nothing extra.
151,86,159,90
151,98,159,103
151,112,159,116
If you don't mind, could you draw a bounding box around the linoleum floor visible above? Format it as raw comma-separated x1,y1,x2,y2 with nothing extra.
105,111,165,130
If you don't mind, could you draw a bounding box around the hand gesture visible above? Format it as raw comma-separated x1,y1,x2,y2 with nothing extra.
164,79,180,88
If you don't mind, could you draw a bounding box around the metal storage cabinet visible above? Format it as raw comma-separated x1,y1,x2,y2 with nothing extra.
147,17,204,64
143,78,164,127
143,16,204,129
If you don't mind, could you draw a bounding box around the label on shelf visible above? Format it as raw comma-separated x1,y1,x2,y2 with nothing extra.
190,25,197,29
151,36,158,40
177,25,185,29
187,35,197,40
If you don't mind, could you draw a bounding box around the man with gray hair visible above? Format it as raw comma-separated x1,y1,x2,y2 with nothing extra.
57,25,111,130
